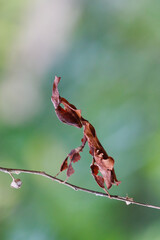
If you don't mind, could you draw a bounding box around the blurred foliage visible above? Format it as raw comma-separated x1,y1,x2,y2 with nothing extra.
0,0,160,239
0,0,26,73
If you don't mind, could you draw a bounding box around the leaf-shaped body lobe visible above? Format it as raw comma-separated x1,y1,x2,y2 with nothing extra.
61,98,82,128
103,170,112,189
90,163,99,175
68,148,81,163
82,121,100,151
95,155,114,171
67,163,75,177
55,106,82,128
111,168,121,186
102,157,114,171
82,120,108,158
60,157,68,172
72,152,81,163
52,76,82,128
94,175,105,189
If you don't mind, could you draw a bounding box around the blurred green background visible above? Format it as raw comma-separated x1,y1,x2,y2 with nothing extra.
0,0,160,239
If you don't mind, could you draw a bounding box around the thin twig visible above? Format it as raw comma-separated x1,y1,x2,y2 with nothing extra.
0,166,159,210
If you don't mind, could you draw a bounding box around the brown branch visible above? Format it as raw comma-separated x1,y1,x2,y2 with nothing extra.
0,166,159,210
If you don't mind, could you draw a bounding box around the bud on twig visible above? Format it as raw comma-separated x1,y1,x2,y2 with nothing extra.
10,178,22,189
